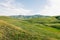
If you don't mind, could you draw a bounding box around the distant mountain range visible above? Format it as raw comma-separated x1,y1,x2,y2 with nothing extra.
10,15,49,19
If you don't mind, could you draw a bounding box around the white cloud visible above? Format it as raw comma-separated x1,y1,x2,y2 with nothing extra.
0,0,33,16
39,0,60,16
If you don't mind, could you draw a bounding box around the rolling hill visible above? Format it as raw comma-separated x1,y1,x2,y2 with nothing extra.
0,16,60,40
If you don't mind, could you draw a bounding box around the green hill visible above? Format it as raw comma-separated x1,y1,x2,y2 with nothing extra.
0,20,36,40
0,16,60,40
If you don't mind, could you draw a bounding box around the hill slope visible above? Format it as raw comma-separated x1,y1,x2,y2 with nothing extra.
0,16,60,40
0,20,37,40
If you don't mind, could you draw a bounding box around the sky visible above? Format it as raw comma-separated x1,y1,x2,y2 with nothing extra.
0,0,60,16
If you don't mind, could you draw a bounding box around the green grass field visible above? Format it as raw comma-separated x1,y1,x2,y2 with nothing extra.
0,16,60,40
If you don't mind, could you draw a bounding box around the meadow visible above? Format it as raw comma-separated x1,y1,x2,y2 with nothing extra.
0,16,60,40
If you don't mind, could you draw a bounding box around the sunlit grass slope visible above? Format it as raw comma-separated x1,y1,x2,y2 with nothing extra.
0,16,60,40
0,20,39,40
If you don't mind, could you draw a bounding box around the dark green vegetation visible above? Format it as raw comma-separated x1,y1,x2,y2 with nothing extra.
0,15,60,40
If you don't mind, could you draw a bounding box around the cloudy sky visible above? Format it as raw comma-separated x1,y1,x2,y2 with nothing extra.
0,0,60,16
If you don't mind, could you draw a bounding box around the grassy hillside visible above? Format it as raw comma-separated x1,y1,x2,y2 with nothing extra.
0,20,39,40
0,16,60,40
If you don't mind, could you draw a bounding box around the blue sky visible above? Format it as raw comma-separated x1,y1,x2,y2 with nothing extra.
16,0,47,10
0,0,60,16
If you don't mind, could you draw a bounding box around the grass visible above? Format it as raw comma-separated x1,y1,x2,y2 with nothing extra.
0,16,60,40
